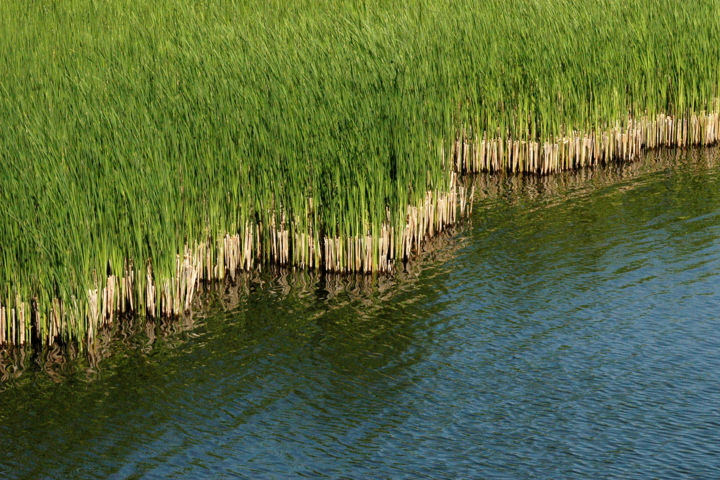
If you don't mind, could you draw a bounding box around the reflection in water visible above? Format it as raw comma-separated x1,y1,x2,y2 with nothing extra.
1,147,720,478
0,223,471,387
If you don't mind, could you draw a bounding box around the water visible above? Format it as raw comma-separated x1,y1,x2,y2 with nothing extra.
2,148,720,479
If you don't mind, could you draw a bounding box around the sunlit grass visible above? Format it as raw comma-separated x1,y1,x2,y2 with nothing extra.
0,0,718,347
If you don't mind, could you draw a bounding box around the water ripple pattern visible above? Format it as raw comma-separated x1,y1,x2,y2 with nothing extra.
1,149,720,479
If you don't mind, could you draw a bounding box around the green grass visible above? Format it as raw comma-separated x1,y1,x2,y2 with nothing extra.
0,0,719,347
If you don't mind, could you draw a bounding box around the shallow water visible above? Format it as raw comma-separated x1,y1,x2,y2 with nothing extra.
2,148,720,479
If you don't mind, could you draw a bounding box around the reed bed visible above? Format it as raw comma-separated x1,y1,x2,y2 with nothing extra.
0,0,719,349
451,109,720,174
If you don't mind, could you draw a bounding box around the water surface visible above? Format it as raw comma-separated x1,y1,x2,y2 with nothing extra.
1,148,720,478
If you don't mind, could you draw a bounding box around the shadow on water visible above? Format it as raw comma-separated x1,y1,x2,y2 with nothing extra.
0,223,473,478
1,147,720,478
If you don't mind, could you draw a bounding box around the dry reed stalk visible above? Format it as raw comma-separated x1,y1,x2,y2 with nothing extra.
451,108,719,175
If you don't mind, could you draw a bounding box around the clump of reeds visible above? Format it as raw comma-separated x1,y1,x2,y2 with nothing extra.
0,0,719,349
451,107,720,174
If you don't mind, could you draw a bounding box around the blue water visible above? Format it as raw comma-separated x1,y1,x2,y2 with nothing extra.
1,148,720,478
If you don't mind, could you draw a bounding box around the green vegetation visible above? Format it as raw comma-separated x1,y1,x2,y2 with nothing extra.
1,0,719,347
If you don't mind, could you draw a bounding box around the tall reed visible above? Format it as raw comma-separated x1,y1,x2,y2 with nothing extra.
0,0,718,348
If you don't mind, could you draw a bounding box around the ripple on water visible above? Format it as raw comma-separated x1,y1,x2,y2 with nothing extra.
1,148,720,479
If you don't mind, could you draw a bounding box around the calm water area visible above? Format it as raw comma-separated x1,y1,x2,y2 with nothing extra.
1,148,719,478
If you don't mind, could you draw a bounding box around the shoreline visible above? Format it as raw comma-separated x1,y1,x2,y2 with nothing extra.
1,106,718,350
